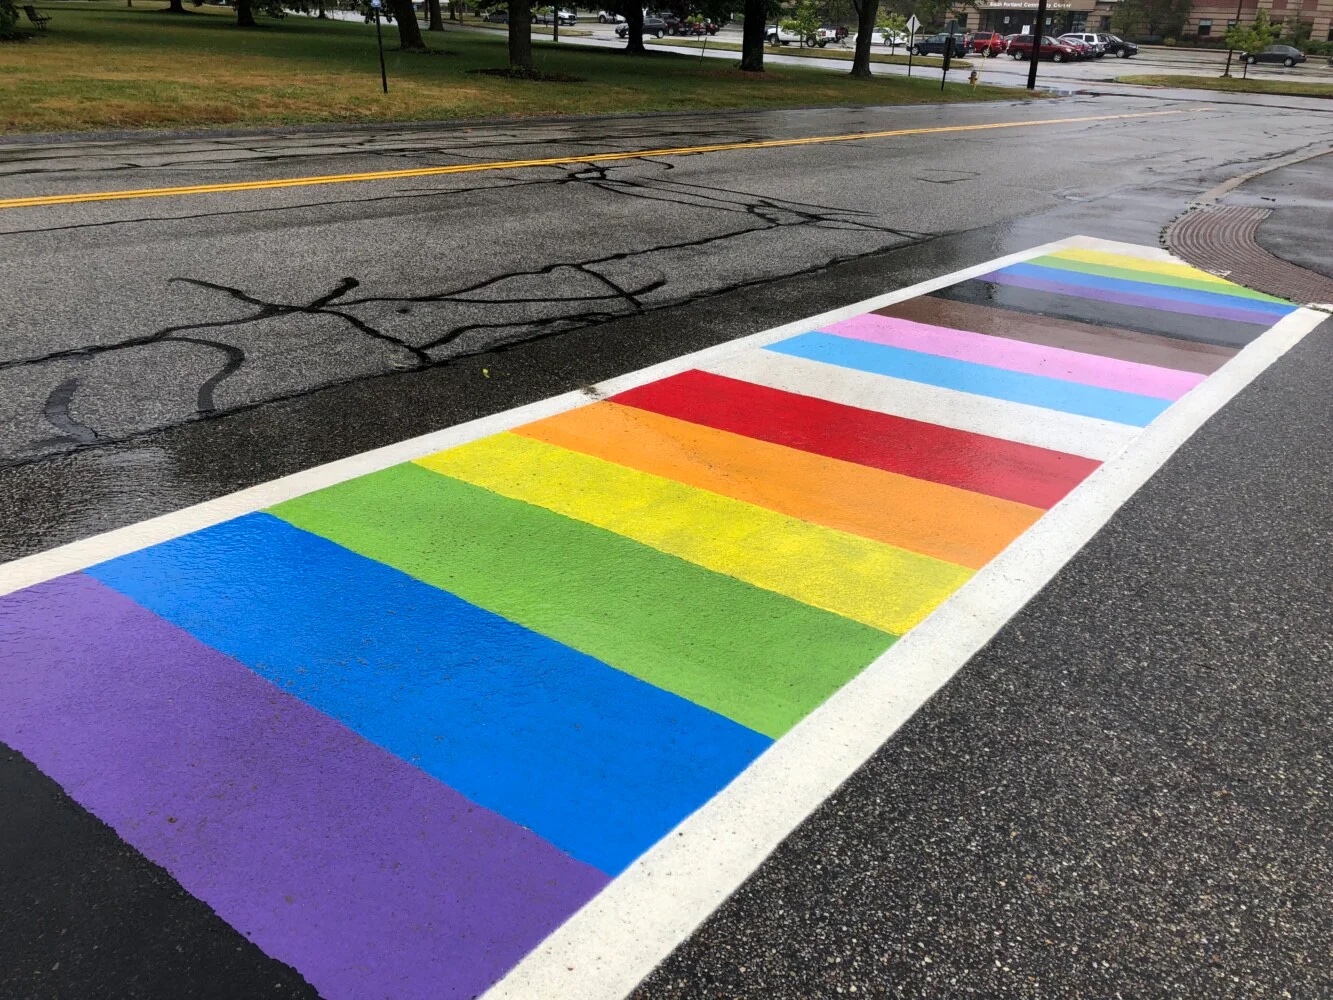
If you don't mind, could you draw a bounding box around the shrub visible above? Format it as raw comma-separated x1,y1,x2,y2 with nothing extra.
1163,36,1176,46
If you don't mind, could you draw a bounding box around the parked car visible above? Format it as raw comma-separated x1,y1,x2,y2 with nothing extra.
481,8,508,22
969,30,1006,56
1060,32,1107,56
1242,44,1306,67
853,29,907,47
911,32,967,56
597,9,624,23
1006,34,1079,62
818,24,848,43
1099,34,1138,57
617,16,667,38
557,8,577,25
1058,33,1103,57
1058,35,1096,58
765,24,822,46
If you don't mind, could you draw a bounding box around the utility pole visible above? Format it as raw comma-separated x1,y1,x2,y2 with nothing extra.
1026,0,1049,90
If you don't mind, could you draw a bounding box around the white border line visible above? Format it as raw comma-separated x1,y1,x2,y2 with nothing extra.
3,237,1322,998
2,233,1098,598
482,303,1327,1000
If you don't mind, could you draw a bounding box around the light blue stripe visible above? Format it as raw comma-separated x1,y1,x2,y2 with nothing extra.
87,513,770,875
1003,262,1294,316
768,332,1171,427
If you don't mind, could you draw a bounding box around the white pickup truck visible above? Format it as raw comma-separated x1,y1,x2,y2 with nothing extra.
765,24,825,46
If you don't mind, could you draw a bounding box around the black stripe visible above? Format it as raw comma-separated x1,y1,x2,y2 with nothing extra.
0,742,319,1000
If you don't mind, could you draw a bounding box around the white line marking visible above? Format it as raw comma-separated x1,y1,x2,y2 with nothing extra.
707,350,1137,460
482,302,1327,1000
1,233,1091,598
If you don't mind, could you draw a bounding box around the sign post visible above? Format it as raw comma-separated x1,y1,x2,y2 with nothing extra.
940,17,956,90
905,14,920,78
372,0,388,94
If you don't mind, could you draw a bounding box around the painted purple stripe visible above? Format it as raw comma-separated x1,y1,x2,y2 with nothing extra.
981,270,1282,326
822,313,1205,401
0,574,608,1000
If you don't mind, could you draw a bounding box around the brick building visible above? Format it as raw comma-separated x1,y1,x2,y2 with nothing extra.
951,0,1332,42
1185,0,1333,43
954,0,1120,36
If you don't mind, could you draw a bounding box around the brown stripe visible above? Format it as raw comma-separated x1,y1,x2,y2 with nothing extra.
874,297,1235,375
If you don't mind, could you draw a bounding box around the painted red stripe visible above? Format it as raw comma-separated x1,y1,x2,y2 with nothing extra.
611,369,1100,509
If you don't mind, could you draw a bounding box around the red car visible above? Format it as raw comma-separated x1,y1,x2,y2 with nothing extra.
1006,33,1079,62
969,30,1006,56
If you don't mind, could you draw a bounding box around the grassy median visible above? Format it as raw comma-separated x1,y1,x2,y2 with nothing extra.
1116,74,1333,98
0,3,1020,133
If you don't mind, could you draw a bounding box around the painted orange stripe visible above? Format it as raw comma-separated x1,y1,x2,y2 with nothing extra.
515,401,1042,570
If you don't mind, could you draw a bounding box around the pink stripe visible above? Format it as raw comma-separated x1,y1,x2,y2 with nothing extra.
822,314,1206,401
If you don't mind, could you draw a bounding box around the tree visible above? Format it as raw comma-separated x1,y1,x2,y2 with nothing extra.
509,0,534,68
425,0,443,29
236,0,257,26
387,0,426,49
875,9,905,51
618,0,646,54
1224,10,1277,78
781,0,821,47
165,0,186,12
849,0,880,77
739,0,768,71
1111,0,1191,39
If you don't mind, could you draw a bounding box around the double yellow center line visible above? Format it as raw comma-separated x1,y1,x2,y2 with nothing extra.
0,109,1187,212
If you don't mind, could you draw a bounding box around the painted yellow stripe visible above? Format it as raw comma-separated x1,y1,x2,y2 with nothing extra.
1048,247,1236,287
0,110,1189,212
416,432,973,635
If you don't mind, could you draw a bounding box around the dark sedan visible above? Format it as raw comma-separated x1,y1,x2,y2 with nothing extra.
1242,44,1307,67
617,16,668,38
911,32,967,56
1100,34,1139,58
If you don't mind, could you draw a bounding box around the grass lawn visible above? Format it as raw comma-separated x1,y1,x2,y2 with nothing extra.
1115,74,1333,98
653,36,970,71
0,3,1021,134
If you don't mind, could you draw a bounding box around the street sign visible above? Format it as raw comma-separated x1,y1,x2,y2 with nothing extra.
905,14,921,33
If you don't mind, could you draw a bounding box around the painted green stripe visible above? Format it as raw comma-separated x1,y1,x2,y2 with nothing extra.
1032,254,1290,304
270,462,894,739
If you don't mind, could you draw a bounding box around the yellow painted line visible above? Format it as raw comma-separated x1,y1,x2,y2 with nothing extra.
0,109,1189,212
416,432,974,635
1048,247,1236,286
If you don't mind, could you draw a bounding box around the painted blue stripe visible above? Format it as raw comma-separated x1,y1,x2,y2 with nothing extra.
768,332,1171,427
1001,262,1295,316
87,513,769,876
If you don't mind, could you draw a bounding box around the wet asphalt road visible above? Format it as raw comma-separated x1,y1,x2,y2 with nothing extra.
2,92,1331,998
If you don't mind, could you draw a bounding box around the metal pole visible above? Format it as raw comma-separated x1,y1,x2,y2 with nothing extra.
374,4,389,93
554,6,559,42
1026,0,1049,90
907,29,915,77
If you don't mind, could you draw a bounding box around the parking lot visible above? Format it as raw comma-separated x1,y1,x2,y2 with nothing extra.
507,17,1333,89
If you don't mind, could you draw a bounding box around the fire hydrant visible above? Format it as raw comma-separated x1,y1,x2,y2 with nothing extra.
969,70,979,89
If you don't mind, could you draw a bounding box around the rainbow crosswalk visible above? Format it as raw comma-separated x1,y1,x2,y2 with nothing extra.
0,239,1301,999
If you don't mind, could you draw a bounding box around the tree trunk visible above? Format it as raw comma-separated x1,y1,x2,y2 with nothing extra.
166,0,185,11
425,0,443,30
317,0,327,18
236,0,257,27
622,2,646,53
739,0,765,71
389,0,427,49
450,1,460,20
509,0,534,70
849,0,878,77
